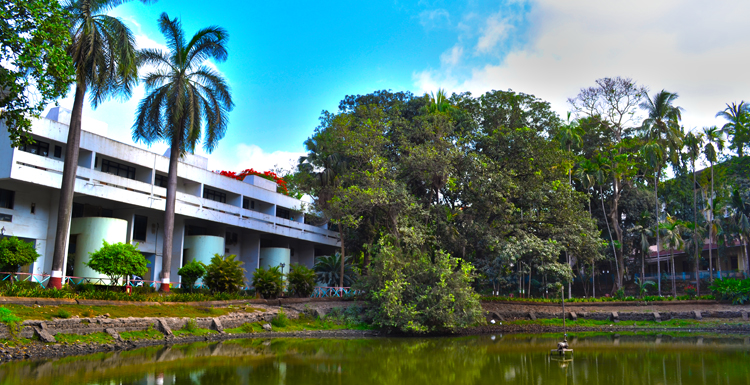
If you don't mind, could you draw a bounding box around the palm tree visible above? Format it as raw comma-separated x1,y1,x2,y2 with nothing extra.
730,189,750,277
716,101,750,157
48,0,149,289
660,216,685,298
683,131,704,294
426,88,453,114
641,141,665,295
313,253,355,287
557,112,582,298
132,13,233,292
703,126,725,282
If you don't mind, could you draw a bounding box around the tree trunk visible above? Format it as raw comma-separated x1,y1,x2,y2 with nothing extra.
655,171,661,296
670,249,677,298
339,224,345,289
599,186,618,287
566,251,571,299
607,178,624,290
744,238,749,278
160,135,182,292
49,84,86,289
592,262,595,298
692,157,700,296
709,162,714,282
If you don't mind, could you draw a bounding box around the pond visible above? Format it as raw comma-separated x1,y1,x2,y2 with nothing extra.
1,333,749,385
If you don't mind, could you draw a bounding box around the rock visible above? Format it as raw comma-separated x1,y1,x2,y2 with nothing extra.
741,311,748,321
262,323,272,331
211,318,225,333
104,328,123,342
569,312,577,321
653,312,662,323
528,312,536,321
611,311,619,323
33,327,55,343
694,310,702,320
486,311,503,323
155,318,173,337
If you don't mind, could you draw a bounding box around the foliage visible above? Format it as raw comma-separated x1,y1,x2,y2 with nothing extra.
251,265,284,299
358,237,484,334
0,236,40,276
178,260,206,292
204,254,246,293
709,278,750,305
685,284,697,297
286,263,316,297
183,318,198,333
0,306,21,337
635,277,655,298
271,307,290,328
313,253,356,287
54,309,71,319
85,241,149,286
0,0,74,146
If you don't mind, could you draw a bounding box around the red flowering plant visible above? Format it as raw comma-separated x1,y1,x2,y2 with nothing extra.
684,284,697,297
217,168,290,196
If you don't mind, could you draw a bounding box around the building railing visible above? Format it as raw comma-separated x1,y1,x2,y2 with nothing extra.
634,271,748,281
310,287,359,298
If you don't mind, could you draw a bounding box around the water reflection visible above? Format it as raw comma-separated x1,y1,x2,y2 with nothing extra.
1,334,749,385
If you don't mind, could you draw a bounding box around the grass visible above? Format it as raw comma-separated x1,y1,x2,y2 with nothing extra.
54,332,114,345
119,326,164,341
0,303,263,321
224,314,373,335
173,328,217,337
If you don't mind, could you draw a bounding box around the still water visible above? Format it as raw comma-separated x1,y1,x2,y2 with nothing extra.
1,333,749,385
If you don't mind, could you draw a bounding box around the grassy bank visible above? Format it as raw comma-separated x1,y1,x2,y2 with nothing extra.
503,318,748,329
0,303,265,321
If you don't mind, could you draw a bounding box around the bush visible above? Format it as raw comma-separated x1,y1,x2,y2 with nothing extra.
204,254,246,293
271,307,289,328
85,241,149,286
709,278,750,304
0,306,21,338
54,309,71,319
287,263,316,297
252,266,284,299
178,260,206,292
314,253,356,287
358,237,484,334
0,237,40,281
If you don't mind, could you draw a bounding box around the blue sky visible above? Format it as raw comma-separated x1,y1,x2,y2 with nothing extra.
55,0,750,172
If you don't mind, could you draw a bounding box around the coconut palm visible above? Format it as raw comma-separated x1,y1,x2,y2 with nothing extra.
683,131,704,294
703,126,725,282
313,253,355,287
49,0,149,289
132,13,233,291
660,216,685,298
716,101,750,157
557,112,582,297
730,189,750,277
426,88,453,114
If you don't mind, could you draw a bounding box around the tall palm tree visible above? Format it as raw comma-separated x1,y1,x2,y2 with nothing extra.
426,88,453,114
641,141,665,295
49,0,149,289
703,126,724,282
557,112,582,298
660,216,685,298
132,13,233,292
683,131,704,294
730,189,750,277
716,101,750,157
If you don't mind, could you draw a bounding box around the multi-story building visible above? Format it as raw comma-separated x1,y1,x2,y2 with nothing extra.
0,107,339,286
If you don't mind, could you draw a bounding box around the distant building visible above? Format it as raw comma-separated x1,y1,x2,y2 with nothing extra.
0,107,339,286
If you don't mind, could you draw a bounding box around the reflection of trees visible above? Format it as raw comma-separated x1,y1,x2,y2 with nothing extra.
3,336,750,385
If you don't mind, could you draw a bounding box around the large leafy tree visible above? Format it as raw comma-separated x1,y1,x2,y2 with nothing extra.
716,101,750,157
0,0,74,146
49,0,148,289
132,13,233,291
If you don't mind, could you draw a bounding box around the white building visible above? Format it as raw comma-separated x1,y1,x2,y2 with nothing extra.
0,107,339,286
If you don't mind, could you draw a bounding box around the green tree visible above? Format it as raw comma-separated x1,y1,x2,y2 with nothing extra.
178,260,206,292
85,241,149,286
0,236,40,283
660,216,685,298
132,13,233,291
0,0,74,146
251,265,283,299
48,0,150,289
716,101,750,157
683,131,705,294
730,189,750,277
703,126,725,281
204,254,245,293
286,263,316,297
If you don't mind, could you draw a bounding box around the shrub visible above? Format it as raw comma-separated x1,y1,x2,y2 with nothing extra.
287,263,316,297
183,318,198,333
54,309,71,319
0,306,21,338
358,237,484,334
314,253,356,287
271,307,289,328
0,237,40,282
252,266,284,299
178,260,206,292
709,278,750,304
85,241,149,286
204,254,246,293
684,284,697,297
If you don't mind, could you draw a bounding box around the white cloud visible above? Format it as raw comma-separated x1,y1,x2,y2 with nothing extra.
200,143,304,174
414,0,750,132
475,13,511,54
419,9,451,30
440,44,464,66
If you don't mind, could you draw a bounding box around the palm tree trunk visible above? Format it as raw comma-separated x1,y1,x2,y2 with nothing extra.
49,84,86,289
160,135,182,292
692,157,700,296
339,224,345,289
744,238,749,278
709,162,714,282
599,186,618,287
670,249,676,298
655,172,661,296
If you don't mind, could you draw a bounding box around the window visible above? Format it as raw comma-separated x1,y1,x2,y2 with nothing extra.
101,159,136,179
155,174,168,188
54,145,62,158
203,187,226,203
0,214,11,222
19,140,49,157
133,215,148,241
0,189,14,209
242,197,255,210
276,207,290,220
